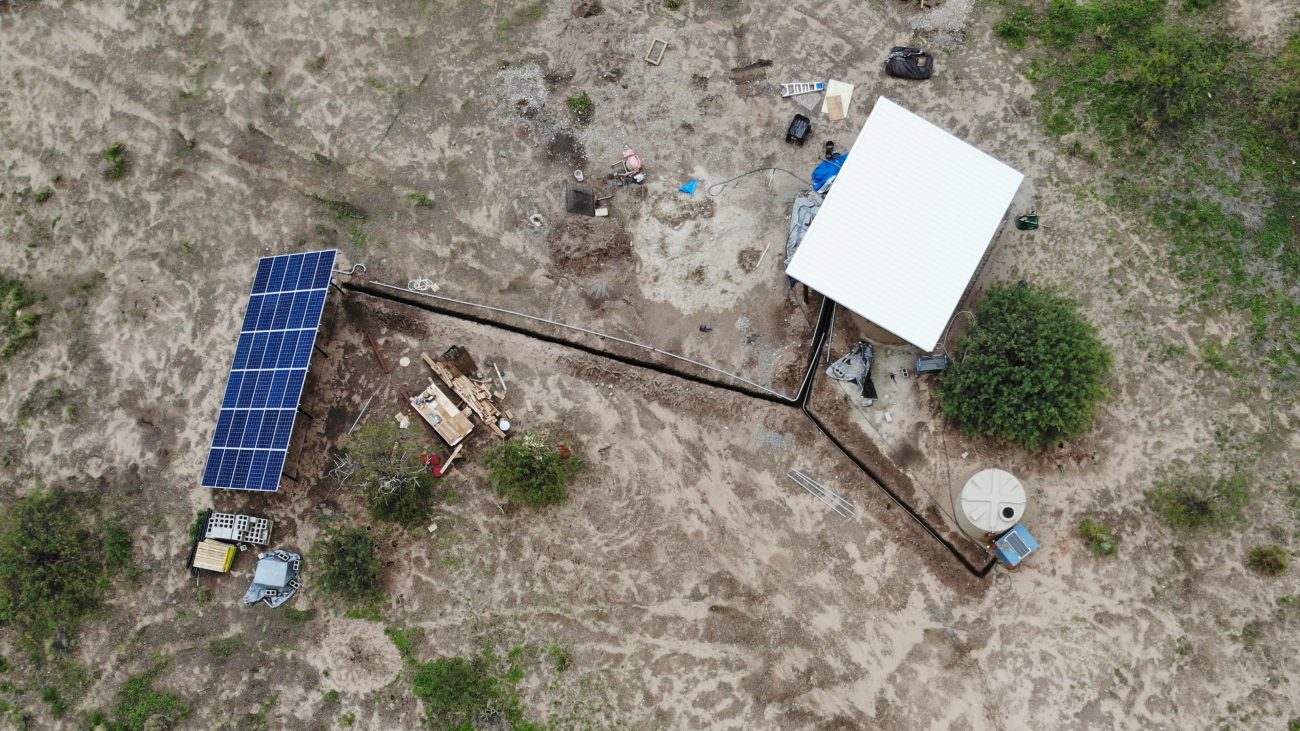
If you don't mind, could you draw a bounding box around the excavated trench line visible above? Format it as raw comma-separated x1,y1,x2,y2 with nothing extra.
343,280,994,578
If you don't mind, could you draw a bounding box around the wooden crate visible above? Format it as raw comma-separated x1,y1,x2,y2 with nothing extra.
193,539,236,573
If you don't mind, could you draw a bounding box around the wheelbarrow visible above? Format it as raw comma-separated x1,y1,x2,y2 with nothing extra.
1015,213,1040,231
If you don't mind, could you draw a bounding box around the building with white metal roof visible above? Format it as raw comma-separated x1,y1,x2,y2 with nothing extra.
785,96,1024,352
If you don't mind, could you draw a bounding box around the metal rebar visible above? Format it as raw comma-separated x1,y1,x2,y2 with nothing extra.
788,470,855,519
346,391,377,436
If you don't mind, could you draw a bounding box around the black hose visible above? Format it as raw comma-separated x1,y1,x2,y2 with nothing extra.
707,167,811,197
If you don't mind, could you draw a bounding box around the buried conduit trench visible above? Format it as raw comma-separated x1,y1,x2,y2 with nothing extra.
343,279,995,578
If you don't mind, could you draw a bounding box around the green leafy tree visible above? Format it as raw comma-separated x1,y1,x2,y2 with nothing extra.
938,283,1112,450
312,526,383,604
0,489,131,645
334,421,438,526
484,431,583,507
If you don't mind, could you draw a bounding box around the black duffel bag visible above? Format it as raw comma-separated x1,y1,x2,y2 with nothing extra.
885,47,934,80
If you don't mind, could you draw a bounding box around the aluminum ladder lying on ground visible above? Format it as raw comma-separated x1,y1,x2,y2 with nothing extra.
788,469,856,519
780,81,826,97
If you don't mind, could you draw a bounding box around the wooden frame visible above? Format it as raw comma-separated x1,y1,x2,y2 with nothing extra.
644,38,668,66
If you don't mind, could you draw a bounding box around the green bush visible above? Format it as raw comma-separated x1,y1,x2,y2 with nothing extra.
412,656,500,724
1078,518,1117,556
338,421,439,526
1,275,40,361
312,526,383,605
994,3,1035,50
1102,23,1235,134
484,431,583,507
40,686,67,717
1145,468,1251,531
0,489,126,644
938,283,1112,451
104,666,192,731
410,650,539,730
405,191,435,208
565,92,594,125
309,193,368,223
208,635,243,661
1246,544,1290,576
100,143,128,180
385,624,422,661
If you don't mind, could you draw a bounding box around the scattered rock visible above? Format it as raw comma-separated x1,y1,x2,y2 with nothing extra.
571,0,603,17
910,0,973,33
545,130,587,167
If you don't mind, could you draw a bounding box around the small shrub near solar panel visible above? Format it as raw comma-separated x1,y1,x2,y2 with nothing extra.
312,526,384,605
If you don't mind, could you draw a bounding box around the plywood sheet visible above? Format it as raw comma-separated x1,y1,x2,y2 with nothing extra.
821,79,855,115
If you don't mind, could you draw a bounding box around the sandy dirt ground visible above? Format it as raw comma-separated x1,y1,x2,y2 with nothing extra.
2,0,1299,729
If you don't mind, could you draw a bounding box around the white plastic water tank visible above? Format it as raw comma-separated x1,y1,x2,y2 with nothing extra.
955,468,1027,541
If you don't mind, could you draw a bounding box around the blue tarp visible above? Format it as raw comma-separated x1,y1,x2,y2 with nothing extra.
811,153,848,192
678,178,699,196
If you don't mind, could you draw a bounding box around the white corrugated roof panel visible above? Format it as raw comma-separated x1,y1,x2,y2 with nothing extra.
785,96,1024,352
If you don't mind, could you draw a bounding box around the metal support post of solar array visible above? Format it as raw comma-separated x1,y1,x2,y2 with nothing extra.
201,250,339,491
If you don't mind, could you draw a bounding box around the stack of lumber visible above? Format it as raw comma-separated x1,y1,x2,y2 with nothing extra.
422,353,509,439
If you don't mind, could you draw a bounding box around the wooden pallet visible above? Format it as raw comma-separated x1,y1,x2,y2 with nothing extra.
409,381,475,446
193,539,236,573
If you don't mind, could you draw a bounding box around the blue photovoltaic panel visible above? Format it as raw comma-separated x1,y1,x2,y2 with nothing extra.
202,250,338,491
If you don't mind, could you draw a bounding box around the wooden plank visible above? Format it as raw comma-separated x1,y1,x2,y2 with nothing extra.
423,353,507,438
826,95,845,121
441,443,465,475
363,330,390,374
409,382,474,446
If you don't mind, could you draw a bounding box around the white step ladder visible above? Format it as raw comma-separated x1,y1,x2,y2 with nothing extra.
780,81,826,98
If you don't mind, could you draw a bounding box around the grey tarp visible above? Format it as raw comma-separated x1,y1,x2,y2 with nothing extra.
785,191,824,287
244,549,302,608
826,340,878,406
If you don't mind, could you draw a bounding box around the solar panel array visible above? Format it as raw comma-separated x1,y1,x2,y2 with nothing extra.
202,250,338,491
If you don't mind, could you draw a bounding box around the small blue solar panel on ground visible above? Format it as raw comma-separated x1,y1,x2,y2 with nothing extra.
202,250,338,491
